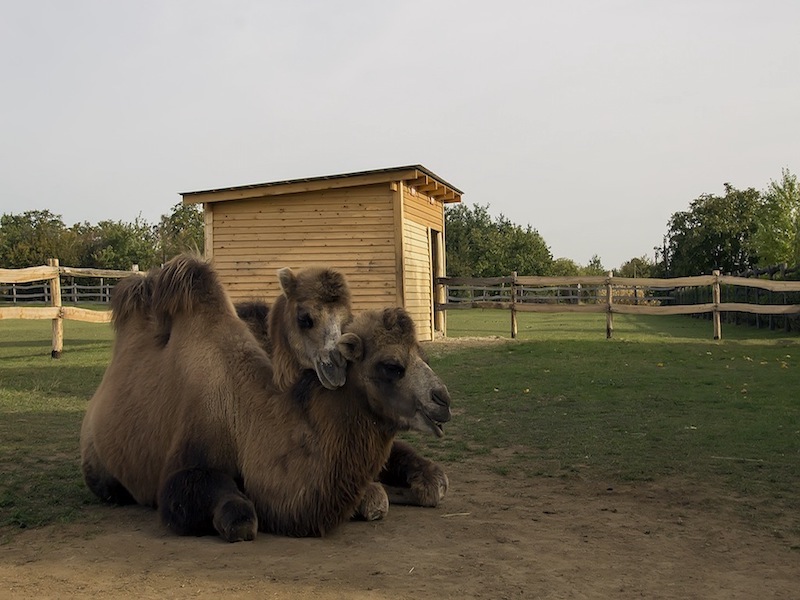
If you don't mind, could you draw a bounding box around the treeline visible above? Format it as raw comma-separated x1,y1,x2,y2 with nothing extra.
0,204,204,270
661,169,800,277
446,168,800,279
2,168,797,279
445,204,611,278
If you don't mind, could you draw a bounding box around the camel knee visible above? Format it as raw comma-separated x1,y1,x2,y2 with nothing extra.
81,445,135,505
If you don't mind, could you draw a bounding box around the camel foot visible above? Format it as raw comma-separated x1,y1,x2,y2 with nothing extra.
355,482,389,521
384,464,449,507
213,496,258,542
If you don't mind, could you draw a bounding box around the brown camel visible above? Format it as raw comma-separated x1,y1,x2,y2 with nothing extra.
80,254,452,541
236,273,449,508
235,266,351,392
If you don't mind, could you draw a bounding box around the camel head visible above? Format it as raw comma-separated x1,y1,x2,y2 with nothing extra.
339,307,452,438
277,266,352,390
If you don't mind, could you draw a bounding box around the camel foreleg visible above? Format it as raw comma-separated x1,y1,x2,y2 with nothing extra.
158,467,258,542
379,440,449,507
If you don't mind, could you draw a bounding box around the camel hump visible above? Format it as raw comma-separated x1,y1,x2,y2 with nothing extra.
111,271,156,329
151,254,230,320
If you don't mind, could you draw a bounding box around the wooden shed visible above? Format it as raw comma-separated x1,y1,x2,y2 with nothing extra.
181,165,462,341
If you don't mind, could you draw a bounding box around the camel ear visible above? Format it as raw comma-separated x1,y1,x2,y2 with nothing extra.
277,267,297,296
337,332,363,362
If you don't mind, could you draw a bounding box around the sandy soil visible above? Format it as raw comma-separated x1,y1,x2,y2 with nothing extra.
1,461,798,600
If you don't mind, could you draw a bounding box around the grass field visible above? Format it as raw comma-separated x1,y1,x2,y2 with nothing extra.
1,310,799,545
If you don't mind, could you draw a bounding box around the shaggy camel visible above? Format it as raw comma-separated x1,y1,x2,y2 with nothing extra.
80,255,452,541
236,274,449,508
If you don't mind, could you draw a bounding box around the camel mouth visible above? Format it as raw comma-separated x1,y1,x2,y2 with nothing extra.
421,412,446,438
315,359,347,390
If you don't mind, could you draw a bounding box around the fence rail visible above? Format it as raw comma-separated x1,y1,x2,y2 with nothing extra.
436,271,800,339
0,260,141,357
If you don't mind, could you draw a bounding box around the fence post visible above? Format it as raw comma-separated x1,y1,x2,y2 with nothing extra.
510,271,518,339
605,271,614,339
48,258,63,358
712,270,721,340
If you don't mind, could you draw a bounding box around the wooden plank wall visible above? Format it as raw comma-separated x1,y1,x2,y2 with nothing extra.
401,186,445,341
210,184,398,312
403,219,432,341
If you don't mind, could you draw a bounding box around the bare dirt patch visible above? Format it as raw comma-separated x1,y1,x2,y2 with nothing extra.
2,461,798,599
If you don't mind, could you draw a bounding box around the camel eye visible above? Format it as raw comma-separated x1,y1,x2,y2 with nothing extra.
378,361,405,381
297,312,314,329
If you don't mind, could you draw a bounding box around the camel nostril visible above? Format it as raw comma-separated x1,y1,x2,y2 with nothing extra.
431,389,450,408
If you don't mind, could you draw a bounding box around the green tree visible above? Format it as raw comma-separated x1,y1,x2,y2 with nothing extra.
0,210,69,267
82,218,159,270
664,184,761,276
616,255,654,278
550,257,581,276
754,169,800,267
156,203,204,263
582,254,606,275
445,203,552,276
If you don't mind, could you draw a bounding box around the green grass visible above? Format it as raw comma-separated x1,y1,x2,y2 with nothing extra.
414,311,800,542
1,312,799,545
0,319,113,535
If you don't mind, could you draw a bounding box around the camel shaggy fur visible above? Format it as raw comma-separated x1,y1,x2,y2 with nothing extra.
80,255,452,541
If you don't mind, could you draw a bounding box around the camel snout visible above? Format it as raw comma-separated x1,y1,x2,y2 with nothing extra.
315,358,347,390
431,388,451,414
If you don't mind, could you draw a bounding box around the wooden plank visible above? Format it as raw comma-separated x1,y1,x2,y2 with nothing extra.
719,302,800,315
49,258,63,357
215,239,395,250
183,171,418,204
718,276,800,292
0,265,58,284
0,306,61,320
610,304,716,315
393,182,405,307
213,229,394,241
438,276,514,285
62,307,113,323
59,267,143,279
204,204,214,260
214,200,393,214
515,303,607,314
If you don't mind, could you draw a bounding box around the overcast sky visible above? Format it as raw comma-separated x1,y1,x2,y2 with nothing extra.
2,1,798,269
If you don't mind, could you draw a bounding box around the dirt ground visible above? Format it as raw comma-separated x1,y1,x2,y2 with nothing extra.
1,461,798,600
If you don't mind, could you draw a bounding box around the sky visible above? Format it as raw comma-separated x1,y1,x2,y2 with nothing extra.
2,1,799,269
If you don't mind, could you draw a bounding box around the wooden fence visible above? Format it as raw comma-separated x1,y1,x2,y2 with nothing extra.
0,259,140,357
436,271,800,340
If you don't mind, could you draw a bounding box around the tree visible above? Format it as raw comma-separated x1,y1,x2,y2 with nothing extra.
0,210,69,267
616,255,654,278
582,254,606,275
550,257,581,276
753,169,800,267
664,183,761,276
82,218,159,270
156,203,204,263
445,203,552,277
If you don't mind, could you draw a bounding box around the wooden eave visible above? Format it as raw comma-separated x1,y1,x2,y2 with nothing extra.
180,165,462,205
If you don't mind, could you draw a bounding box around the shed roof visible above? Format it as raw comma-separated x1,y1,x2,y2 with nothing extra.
181,165,462,205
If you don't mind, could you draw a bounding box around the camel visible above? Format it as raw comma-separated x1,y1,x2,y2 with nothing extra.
236,266,351,392
80,255,452,541
236,275,449,509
